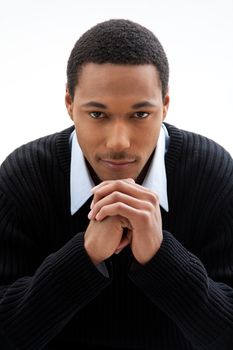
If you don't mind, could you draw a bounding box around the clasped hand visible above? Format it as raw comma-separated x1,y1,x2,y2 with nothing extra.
84,179,163,265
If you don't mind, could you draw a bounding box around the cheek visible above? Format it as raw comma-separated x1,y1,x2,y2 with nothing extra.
76,127,100,161
140,128,158,151
76,119,92,142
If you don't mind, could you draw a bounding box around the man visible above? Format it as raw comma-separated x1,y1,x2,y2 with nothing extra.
0,19,233,350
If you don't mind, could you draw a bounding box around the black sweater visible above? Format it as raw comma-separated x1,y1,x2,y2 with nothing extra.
0,124,233,350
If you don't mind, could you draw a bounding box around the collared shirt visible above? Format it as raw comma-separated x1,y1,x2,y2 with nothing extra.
70,123,170,215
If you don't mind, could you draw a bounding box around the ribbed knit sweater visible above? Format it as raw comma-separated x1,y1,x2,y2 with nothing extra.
0,123,233,350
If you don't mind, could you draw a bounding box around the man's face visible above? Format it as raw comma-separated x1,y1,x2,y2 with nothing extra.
65,63,169,181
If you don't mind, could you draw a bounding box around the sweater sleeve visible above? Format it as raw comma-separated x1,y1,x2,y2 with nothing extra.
0,190,111,350
129,197,233,350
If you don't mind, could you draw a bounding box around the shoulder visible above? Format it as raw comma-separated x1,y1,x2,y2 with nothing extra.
165,123,233,209
0,126,74,196
165,123,232,172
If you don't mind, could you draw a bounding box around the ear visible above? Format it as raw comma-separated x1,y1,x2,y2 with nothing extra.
65,86,74,121
162,89,170,121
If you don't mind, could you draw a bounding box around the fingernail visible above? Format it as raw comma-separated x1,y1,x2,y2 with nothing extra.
91,185,98,193
127,178,135,183
91,182,104,192
88,210,93,220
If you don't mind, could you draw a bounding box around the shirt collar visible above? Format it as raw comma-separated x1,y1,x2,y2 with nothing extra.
70,124,169,215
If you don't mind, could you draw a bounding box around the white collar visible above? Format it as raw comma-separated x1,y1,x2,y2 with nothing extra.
70,124,169,215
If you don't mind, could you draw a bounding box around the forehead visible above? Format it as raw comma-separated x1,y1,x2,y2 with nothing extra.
75,63,162,99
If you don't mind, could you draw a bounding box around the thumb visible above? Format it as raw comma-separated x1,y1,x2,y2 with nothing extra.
114,230,132,254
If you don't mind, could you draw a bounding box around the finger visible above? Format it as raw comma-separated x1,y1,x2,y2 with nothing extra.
114,233,131,254
91,180,158,208
114,248,124,254
91,178,135,193
90,178,135,209
88,191,154,220
94,202,150,226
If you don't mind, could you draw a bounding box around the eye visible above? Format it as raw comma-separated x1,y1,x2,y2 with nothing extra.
134,112,150,119
89,112,104,119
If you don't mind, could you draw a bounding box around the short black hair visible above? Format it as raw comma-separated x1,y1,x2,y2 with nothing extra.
67,19,169,101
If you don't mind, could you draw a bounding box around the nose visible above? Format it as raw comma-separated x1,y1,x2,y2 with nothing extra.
106,122,130,152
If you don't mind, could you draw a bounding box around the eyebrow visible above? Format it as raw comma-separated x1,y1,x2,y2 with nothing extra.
81,101,107,109
131,101,157,109
81,101,157,109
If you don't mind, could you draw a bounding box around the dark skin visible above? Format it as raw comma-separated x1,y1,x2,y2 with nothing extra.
65,63,169,264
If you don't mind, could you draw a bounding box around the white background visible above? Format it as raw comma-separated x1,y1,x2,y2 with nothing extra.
0,0,232,164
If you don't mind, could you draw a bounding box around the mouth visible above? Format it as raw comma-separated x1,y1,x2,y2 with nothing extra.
100,159,136,170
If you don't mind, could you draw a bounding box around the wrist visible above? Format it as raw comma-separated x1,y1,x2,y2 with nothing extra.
134,234,163,265
84,240,103,265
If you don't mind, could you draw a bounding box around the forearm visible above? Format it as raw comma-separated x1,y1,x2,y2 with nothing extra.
129,230,233,349
0,232,110,350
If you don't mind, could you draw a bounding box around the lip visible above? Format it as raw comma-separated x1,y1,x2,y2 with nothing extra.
100,159,136,170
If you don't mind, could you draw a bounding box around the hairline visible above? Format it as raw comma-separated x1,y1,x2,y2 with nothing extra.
70,62,165,101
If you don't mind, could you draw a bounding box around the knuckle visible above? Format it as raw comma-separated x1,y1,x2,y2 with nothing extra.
147,192,159,205
115,179,126,190
145,201,155,212
115,201,123,210
93,191,102,202
112,191,120,201
138,210,150,222
112,180,120,187
98,207,105,216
